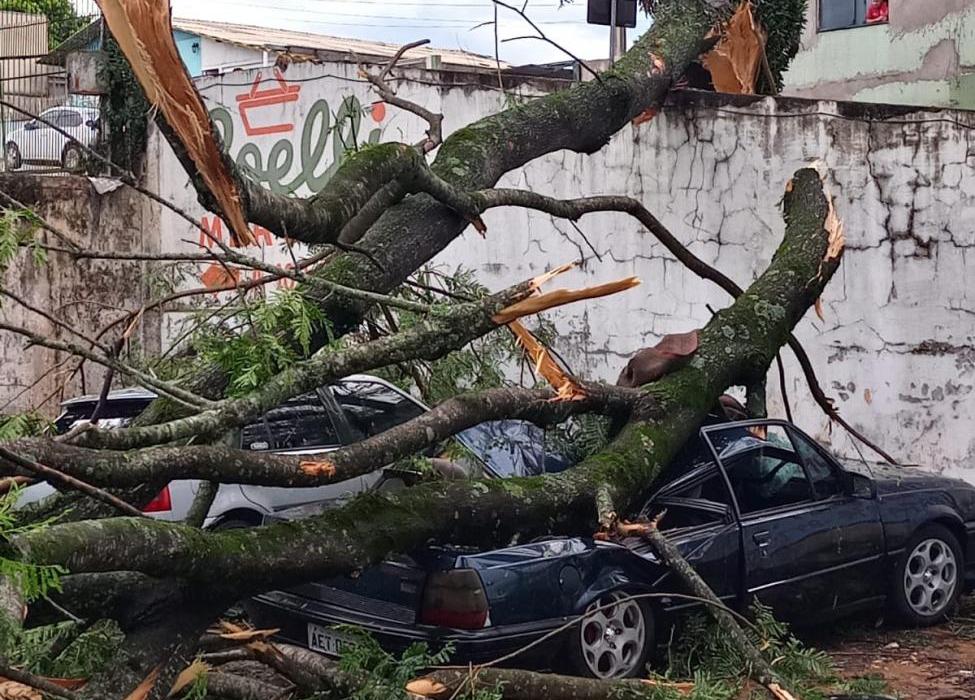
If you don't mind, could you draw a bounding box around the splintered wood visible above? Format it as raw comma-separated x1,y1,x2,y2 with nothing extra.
299,459,338,478
493,263,640,402
508,320,586,402
97,0,254,246
701,0,767,94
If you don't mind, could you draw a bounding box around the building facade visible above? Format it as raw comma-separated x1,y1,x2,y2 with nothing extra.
784,1,975,109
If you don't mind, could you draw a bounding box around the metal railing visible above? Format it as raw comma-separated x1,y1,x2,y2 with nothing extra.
0,1,101,174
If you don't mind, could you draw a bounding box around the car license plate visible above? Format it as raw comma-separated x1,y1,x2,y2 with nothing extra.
307,623,348,657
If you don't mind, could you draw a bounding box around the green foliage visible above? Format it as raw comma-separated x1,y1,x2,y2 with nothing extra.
0,208,47,277
194,288,329,396
333,627,501,700
0,486,66,602
0,412,53,440
3,618,124,678
665,601,890,700
753,0,808,92
546,414,612,464
182,668,209,700
98,33,152,173
0,0,85,46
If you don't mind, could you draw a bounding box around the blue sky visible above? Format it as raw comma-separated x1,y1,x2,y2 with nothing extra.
167,0,653,65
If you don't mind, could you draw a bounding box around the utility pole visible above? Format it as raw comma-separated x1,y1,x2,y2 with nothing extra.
609,1,627,64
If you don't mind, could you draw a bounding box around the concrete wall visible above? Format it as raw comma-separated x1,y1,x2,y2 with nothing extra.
151,64,975,482
783,1,975,109
0,175,161,414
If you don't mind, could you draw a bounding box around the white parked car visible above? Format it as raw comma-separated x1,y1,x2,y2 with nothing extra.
4,106,99,172
18,376,567,529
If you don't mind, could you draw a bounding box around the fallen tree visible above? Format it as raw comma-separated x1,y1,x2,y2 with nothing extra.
0,0,878,698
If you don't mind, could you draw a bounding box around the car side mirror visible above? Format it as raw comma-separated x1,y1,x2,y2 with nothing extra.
842,471,874,499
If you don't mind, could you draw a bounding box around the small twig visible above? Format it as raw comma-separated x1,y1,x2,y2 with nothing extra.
775,353,794,423
0,660,80,700
0,446,146,518
359,40,445,153
492,0,602,81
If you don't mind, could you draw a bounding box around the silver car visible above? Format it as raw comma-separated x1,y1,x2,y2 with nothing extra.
20,375,566,528
4,106,99,172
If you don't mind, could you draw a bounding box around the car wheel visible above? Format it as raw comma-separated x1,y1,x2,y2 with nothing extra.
61,142,83,172
567,590,653,679
212,517,258,531
4,142,21,170
890,524,964,626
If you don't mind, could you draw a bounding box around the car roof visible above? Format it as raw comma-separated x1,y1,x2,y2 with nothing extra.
59,374,399,407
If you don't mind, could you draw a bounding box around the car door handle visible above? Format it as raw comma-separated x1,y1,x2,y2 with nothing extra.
752,531,771,546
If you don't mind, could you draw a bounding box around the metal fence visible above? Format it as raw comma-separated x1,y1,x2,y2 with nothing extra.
0,1,102,174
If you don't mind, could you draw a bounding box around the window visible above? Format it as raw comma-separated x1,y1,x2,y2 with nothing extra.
241,394,340,451
713,425,814,514
57,111,83,128
819,0,887,31
790,429,844,499
456,420,548,478
331,381,424,439
642,468,733,530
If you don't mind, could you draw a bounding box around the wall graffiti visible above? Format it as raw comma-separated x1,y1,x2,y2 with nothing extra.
193,70,388,290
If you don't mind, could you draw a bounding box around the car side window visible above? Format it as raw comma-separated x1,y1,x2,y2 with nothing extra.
332,381,424,440
59,111,83,128
643,468,732,530
714,425,814,514
789,429,844,499
41,111,62,129
241,393,339,451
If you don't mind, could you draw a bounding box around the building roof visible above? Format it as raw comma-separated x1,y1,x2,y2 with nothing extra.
171,18,509,72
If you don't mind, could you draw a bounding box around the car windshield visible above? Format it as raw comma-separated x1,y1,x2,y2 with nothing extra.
455,420,575,478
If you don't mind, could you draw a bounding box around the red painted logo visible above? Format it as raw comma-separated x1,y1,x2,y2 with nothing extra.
236,69,302,137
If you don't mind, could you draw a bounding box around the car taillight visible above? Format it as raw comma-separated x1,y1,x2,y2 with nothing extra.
142,485,172,513
419,569,489,629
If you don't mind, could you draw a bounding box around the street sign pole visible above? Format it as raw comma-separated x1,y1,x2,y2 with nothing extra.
609,0,618,64
609,1,627,64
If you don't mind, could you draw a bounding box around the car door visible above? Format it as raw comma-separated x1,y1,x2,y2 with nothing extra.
36,110,64,162
57,110,84,153
705,422,884,621
784,425,885,612
637,465,742,610
238,392,364,512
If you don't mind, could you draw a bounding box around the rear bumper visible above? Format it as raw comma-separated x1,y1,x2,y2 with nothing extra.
246,590,566,666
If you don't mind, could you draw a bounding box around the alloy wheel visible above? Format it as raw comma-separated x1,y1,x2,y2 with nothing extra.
903,537,957,617
579,591,646,679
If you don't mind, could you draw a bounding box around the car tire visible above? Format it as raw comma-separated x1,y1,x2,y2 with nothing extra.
4,142,21,170
212,516,259,531
61,142,83,173
890,523,964,626
566,590,654,679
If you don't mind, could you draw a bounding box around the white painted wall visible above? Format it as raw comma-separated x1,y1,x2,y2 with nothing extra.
150,62,975,481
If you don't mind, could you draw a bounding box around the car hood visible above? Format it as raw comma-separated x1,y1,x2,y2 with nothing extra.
847,461,975,496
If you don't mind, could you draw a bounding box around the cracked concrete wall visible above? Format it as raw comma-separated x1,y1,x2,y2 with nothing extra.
146,60,975,481
434,90,975,481
783,1,975,109
0,175,161,415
